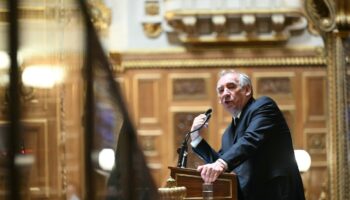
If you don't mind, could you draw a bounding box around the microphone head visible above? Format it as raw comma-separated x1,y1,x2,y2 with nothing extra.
204,108,212,116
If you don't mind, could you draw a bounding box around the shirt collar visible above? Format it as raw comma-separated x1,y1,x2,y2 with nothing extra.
233,111,241,119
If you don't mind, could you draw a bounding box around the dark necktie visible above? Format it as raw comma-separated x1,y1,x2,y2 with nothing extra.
232,118,239,143
232,117,237,130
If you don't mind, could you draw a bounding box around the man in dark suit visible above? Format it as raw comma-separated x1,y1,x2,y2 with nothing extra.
190,70,305,200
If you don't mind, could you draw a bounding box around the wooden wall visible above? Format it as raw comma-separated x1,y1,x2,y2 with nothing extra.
0,55,85,199
115,65,328,200
0,51,330,200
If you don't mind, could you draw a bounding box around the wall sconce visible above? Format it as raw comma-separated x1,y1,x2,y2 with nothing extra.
294,149,311,172
98,148,115,171
22,65,65,88
0,51,24,86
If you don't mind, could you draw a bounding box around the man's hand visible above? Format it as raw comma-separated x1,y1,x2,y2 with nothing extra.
197,160,226,183
190,114,208,140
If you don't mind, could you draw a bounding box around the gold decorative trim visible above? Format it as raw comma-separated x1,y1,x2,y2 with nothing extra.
110,46,326,54
145,1,160,16
325,32,350,200
165,8,307,43
304,0,336,32
142,23,162,38
165,9,304,20
87,0,111,34
116,57,326,71
335,0,350,30
178,34,290,43
0,7,79,22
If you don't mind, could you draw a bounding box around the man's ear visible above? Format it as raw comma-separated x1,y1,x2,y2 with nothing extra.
244,86,252,96
246,90,251,96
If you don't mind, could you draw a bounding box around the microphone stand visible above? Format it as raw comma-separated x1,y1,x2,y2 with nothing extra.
177,115,211,168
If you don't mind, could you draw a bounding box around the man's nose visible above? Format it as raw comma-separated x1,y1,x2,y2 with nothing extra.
223,87,231,95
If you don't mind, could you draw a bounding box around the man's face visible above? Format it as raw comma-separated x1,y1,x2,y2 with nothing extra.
217,73,250,115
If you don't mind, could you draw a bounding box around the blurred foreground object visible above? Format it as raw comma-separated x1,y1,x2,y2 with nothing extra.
294,149,312,172
158,177,186,200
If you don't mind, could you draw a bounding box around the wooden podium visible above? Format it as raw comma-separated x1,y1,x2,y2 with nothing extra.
169,167,238,200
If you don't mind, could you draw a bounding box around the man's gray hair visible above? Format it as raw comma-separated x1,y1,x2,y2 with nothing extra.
218,69,252,88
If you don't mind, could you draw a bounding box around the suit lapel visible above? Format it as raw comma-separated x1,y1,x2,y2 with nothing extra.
223,119,236,149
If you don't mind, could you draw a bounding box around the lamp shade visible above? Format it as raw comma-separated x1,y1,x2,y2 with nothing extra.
294,149,311,172
98,148,115,171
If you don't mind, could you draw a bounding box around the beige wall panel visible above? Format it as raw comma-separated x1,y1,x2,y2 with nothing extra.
133,74,161,128
115,77,130,104
138,130,163,162
302,71,326,127
168,73,211,101
252,71,296,105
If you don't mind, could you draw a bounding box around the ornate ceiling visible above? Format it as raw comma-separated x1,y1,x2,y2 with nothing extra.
142,0,309,44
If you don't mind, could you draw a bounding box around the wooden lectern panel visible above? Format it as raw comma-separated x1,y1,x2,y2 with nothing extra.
169,167,237,200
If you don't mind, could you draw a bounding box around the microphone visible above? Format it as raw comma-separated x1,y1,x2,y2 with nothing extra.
204,108,212,116
204,108,212,122
187,108,212,135
177,108,212,168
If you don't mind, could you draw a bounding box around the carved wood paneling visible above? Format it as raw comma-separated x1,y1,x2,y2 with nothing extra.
0,119,51,198
133,74,161,127
302,71,326,126
169,73,210,101
118,66,329,200
305,128,327,154
138,130,163,186
138,130,162,159
169,107,210,169
300,71,328,200
280,107,296,143
252,71,295,101
0,87,50,119
172,111,202,160
306,166,328,200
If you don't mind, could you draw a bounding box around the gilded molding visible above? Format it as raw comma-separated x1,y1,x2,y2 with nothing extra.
165,9,304,20
0,7,79,22
304,0,336,32
142,23,162,38
335,0,350,30
142,1,162,38
87,0,111,34
165,8,307,43
115,57,326,71
325,32,350,200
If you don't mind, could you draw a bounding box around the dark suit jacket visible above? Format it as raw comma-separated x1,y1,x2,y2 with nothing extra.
193,96,305,200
